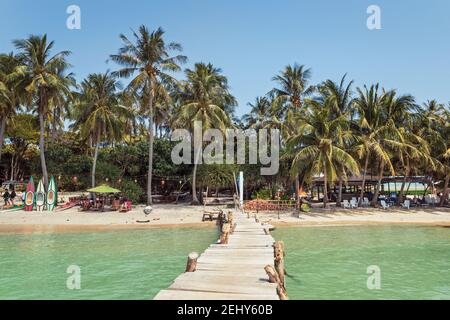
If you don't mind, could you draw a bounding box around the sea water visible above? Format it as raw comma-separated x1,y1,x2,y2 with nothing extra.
0,227,218,299
273,225,450,299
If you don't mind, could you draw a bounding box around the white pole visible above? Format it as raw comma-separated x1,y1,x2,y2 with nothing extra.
239,171,244,206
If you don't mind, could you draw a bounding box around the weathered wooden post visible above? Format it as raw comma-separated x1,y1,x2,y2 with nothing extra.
185,252,199,272
264,264,288,300
274,241,286,287
220,223,231,244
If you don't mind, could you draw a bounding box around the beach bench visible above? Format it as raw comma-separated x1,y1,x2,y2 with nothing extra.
202,208,224,222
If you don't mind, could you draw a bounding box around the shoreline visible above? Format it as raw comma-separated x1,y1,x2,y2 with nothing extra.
0,204,449,234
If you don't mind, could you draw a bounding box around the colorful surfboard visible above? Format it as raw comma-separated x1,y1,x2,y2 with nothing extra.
25,176,35,211
36,179,45,212
46,176,57,211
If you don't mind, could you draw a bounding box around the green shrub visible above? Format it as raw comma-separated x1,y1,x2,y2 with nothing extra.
119,179,144,204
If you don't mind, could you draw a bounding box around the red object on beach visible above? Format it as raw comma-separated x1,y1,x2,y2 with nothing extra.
119,200,132,212
24,177,35,212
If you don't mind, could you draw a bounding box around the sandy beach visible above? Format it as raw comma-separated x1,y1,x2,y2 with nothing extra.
0,203,449,233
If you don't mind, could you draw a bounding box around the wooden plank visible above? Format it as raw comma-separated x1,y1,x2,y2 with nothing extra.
154,290,278,300
153,210,278,300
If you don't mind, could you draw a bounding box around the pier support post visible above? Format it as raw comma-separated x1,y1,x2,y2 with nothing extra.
274,241,286,287
220,223,231,244
264,264,288,300
185,252,199,272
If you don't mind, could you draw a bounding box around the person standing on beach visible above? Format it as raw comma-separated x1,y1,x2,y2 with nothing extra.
10,189,16,206
3,190,10,206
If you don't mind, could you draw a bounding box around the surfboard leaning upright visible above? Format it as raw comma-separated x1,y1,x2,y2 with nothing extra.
36,179,46,212
46,176,57,211
25,176,35,212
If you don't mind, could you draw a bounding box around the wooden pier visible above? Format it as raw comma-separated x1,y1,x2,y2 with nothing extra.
154,210,284,300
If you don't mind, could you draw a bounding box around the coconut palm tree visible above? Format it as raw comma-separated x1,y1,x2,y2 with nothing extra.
110,25,186,204
317,75,355,206
242,96,270,130
287,99,360,208
13,34,72,188
174,63,236,204
0,52,25,163
71,72,127,187
270,64,314,118
270,64,314,206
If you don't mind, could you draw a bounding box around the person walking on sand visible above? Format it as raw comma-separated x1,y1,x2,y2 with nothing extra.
3,190,10,206
10,189,16,206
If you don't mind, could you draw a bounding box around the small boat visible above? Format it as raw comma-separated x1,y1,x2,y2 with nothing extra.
46,176,57,211
25,176,35,212
35,179,46,212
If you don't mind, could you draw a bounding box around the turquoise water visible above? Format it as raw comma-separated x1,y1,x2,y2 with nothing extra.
0,228,217,299
273,225,450,300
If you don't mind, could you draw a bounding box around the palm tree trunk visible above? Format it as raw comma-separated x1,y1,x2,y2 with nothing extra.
147,85,154,205
371,160,385,207
397,159,410,205
39,111,49,189
337,178,343,207
295,174,300,210
323,167,329,208
191,147,202,205
0,116,6,163
440,173,449,206
358,155,369,206
92,131,101,188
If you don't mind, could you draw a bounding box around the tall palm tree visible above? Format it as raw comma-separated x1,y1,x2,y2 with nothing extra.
270,64,314,118
14,35,72,188
287,100,360,208
71,72,127,187
0,52,25,163
242,96,270,130
318,75,355,206
110,26,186,204
174,63,236,204
270,64,314,206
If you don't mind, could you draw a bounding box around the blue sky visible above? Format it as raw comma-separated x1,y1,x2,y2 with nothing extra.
1,0,450,117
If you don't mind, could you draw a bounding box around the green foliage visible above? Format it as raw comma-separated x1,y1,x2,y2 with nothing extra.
119,179,144,203
300,203,311,212
252,187,272,200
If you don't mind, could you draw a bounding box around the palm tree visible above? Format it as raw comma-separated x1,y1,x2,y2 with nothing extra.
14,35,72,188
71,72,127,187
110,26,186,204
317,75,355,206
242,96,270,130
270,64,314,206
270,64,314,118
0,52,25,163
287,100,360,208
174,63,236,204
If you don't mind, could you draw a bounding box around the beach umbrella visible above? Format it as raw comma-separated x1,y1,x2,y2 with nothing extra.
87,184,121,193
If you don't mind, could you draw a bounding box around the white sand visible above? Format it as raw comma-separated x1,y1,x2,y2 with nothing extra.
0,203,449,233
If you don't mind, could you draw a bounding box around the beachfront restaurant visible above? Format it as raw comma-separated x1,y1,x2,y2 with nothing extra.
310,175,434,203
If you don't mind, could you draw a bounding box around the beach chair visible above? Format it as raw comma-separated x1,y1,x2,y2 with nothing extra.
401,199,410,209
343,200,351,209
119,200,132,212
362,197,370,207
350,199,358,209
380,200,390,210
